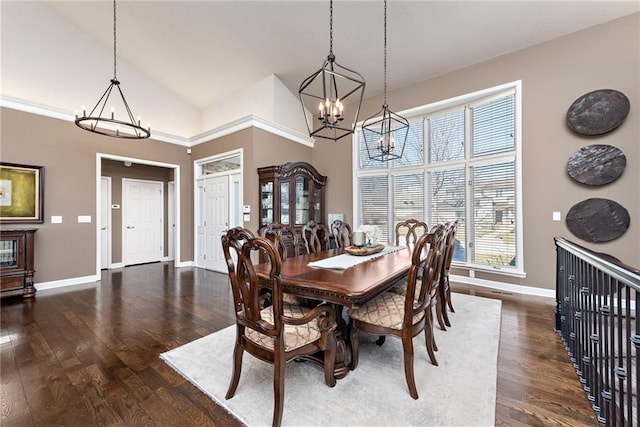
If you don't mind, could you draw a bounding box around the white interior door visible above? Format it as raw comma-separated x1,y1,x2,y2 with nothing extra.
101,177,111,269
204,175,229,271
123,178,164,266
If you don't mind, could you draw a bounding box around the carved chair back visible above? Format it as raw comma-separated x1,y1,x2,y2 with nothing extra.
331,220,353,248
259,222,300,259
395,218,428,246
302,220,330,254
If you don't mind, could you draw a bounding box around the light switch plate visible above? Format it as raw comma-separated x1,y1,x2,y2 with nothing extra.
78,215,92,223
51,215,62,224
552,211,561,221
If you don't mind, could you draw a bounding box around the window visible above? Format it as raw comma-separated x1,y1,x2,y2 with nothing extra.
353,82,522,274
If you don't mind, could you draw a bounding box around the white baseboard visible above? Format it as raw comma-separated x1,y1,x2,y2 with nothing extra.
450,274,555,298
176,260,195,268
36,275,99,291
109,262,125,269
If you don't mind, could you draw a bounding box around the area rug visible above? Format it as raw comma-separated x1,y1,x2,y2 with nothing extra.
160,293,502,427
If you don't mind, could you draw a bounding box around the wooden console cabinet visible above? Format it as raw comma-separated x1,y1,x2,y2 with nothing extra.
0,229,37,299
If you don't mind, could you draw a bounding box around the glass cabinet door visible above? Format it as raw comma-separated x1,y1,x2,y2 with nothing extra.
295,176,309,225
280,181,290,225
0,239,17,267
313,187,322,222
261,181,273,225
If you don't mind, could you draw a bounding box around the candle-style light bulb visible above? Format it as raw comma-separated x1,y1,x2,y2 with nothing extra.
111,107,115,119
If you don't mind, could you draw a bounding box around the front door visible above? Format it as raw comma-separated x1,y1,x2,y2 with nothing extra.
123,178,163,266
204,175,229,271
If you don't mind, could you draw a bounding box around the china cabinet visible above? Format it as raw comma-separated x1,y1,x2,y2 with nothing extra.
258,162,327,231
0,229,37,299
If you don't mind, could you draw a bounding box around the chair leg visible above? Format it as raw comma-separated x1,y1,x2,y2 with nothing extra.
438,281,452,327
272,343,286,427
446,278,455,313
348,321,360,370
402,334,419,399
435,296,447,331
424,310,439,366
225,328,245,399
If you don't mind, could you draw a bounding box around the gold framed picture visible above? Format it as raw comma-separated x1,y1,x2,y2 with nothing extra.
0,162,44,223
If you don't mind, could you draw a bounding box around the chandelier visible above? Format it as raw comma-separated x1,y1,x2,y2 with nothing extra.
362,0,409,162
298,0,365,142
75,0,150,139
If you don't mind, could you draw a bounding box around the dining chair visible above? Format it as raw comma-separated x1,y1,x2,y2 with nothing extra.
302,220,330,254
439,220,458,327
222,228,338,427
259,222,300,259
331,219,353,248
347,224,445,400
390,219,448,331
395,218,428,246
259,222,304,305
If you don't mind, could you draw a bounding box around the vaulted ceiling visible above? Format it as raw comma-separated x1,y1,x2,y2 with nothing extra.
3,1,639,138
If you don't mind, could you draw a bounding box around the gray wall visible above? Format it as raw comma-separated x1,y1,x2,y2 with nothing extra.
1,13,637,291
313,13,639,290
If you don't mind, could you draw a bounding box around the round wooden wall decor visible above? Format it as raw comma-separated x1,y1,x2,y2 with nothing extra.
566,198,630,243
566,89,630,135
566,144,626,186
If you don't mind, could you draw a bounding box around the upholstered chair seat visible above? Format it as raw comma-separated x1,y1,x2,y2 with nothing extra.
246,303,323,351
348,292,425,330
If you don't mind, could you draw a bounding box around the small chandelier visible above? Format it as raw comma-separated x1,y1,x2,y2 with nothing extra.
298,0,366,142
75,0,150,139
362,0,409,162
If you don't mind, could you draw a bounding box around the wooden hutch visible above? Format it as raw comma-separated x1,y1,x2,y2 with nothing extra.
257,162,327,232
0,228,37,299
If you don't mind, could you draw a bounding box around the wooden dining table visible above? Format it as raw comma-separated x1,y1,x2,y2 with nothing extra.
255,244,413,378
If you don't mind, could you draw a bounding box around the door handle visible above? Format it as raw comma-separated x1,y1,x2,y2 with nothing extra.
126,226,135,229
101,227,107,230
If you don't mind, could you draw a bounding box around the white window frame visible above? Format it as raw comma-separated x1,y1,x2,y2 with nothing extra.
353,81,524,278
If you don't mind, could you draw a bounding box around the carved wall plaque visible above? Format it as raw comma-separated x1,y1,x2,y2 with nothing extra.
566,89,630,135
566,198,630,243
566,144,626,186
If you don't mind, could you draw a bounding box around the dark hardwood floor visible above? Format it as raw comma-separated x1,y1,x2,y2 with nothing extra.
1,263,596,426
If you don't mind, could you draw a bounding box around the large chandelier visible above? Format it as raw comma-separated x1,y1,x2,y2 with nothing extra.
362,0,409,162
298,0,365,142
75,0,150,139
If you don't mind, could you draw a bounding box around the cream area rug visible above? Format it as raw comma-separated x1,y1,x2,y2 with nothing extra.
160,293,502,427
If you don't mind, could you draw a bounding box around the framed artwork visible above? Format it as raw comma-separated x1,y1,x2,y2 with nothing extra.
0,162,44,223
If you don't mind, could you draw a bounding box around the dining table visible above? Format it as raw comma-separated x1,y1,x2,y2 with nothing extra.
255,243,412,379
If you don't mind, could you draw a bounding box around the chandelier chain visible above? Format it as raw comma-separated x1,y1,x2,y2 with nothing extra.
329,0,333,55
383,0,387,105
113,0,117,80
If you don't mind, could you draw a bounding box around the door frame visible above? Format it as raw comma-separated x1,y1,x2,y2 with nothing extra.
96,153,182,278
193,148,243,272
167,181,175,261
101,176,112,269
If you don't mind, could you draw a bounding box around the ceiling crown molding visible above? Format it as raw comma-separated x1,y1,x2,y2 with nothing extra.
1,95,314,149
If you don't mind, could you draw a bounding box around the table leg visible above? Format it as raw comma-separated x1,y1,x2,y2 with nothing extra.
332,304,350,379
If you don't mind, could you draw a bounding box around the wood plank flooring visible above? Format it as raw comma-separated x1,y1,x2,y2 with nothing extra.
1,263,596,426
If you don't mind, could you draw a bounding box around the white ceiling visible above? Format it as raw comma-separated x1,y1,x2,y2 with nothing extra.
40,0,640,112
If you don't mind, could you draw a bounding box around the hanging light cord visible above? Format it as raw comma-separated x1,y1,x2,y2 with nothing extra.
113,0,117,81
